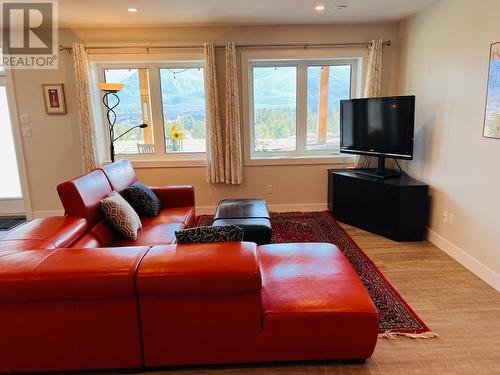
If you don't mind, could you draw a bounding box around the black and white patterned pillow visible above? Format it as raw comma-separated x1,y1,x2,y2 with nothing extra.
123,182,161,217
101,191,142,240
175,225,244,244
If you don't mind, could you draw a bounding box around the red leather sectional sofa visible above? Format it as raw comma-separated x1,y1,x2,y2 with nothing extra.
0,160,379,373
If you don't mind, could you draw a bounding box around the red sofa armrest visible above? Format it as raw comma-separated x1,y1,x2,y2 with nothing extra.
150,185,195,208
4,216,88,248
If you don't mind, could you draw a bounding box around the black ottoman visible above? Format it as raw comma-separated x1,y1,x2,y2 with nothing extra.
212,199,272,245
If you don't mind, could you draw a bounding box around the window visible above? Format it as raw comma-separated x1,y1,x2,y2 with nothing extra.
97,60,206,161
103,68,153,154
160,67,206,153
253,66,297,152
248,59,357,160
306,65,351,151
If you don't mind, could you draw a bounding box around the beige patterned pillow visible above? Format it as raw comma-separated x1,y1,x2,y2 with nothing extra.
101,191,142,240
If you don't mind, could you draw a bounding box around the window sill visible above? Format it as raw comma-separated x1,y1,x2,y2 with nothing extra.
110,155,355,169
245,154,355,166
110,157,206,169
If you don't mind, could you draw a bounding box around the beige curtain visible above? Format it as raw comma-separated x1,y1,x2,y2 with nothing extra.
204,43,225,183
354,39,383,169
72,43,97,172
224,42,243,184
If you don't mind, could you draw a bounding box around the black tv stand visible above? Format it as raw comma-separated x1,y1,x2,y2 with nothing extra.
328,170,429,241
354,156,401,179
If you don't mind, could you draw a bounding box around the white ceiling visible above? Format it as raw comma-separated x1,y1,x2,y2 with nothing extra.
58,0,437,28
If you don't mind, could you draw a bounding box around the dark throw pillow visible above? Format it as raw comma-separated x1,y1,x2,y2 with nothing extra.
175,225,244,244
123,182,161,217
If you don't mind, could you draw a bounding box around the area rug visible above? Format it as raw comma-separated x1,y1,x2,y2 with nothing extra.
0,216,26,231
196,211,438,339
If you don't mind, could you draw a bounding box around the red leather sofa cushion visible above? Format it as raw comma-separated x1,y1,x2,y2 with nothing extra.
0,249,56,301
150,186,195,208
70,233,102,248
99,160,196,211
57,170,112,226
141,206,195,227
137,242,262,367
4,216,87,248
137,242,261,296
113,222,183,247
0,247,149,302
258,243,379,361
0,247,148,373
0,239,55,257
88,219,118,246
27,247,150,301
100,159,138,192
71,209,194,248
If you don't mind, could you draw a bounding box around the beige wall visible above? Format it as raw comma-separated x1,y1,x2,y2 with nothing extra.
399,0,500,289
11,23,402,215
11,29,83,215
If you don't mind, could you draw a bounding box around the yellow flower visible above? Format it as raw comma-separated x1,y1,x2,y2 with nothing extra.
169,124,177,133
172,130,183,141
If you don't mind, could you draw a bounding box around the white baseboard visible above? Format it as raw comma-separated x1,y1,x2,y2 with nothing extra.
268,203,328,212
427,228,500,292
32,210,64,218
195,206,217,215
196,203,327,215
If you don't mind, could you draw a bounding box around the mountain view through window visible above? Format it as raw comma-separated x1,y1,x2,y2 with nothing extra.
252,63,351,154
104,66,206,155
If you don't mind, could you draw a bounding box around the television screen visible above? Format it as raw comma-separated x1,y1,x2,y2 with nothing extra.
340,96,415,159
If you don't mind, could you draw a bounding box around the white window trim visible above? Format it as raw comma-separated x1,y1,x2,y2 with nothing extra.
90,52,207,167
241,48,365,166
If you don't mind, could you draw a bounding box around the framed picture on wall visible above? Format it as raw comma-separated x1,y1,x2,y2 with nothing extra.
42,83,67,114
483,41,500,138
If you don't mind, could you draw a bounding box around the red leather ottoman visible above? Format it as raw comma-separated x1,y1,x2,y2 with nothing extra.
137,242,263,366
0,246,149,373
258,243,379,362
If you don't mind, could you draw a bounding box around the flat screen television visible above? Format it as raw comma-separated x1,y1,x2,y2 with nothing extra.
340,95,415,178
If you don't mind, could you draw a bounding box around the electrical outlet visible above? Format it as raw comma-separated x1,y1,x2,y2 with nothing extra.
442,209,448,223
449,213,455,226
266,185,273,194
19,114,30,125
22,127,32,137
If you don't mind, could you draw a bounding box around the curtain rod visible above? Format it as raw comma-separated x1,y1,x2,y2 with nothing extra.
58,40,391,53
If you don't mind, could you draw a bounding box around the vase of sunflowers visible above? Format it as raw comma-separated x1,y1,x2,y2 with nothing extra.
169,124,184,151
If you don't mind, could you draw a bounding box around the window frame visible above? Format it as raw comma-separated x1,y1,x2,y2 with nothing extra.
242,49,363,166
158,61,207,155
92,57,207,167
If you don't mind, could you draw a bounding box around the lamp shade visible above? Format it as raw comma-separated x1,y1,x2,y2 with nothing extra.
97,82,124,92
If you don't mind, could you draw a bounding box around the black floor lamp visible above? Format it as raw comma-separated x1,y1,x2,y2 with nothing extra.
98,82,148,162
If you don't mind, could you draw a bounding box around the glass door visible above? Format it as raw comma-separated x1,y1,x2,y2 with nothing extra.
0,75,24,216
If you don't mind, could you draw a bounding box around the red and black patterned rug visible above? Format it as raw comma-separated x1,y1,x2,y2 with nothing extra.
196,211,438,339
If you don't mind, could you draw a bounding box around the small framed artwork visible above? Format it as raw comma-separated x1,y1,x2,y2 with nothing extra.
483,41,500,138
42,83,67,114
